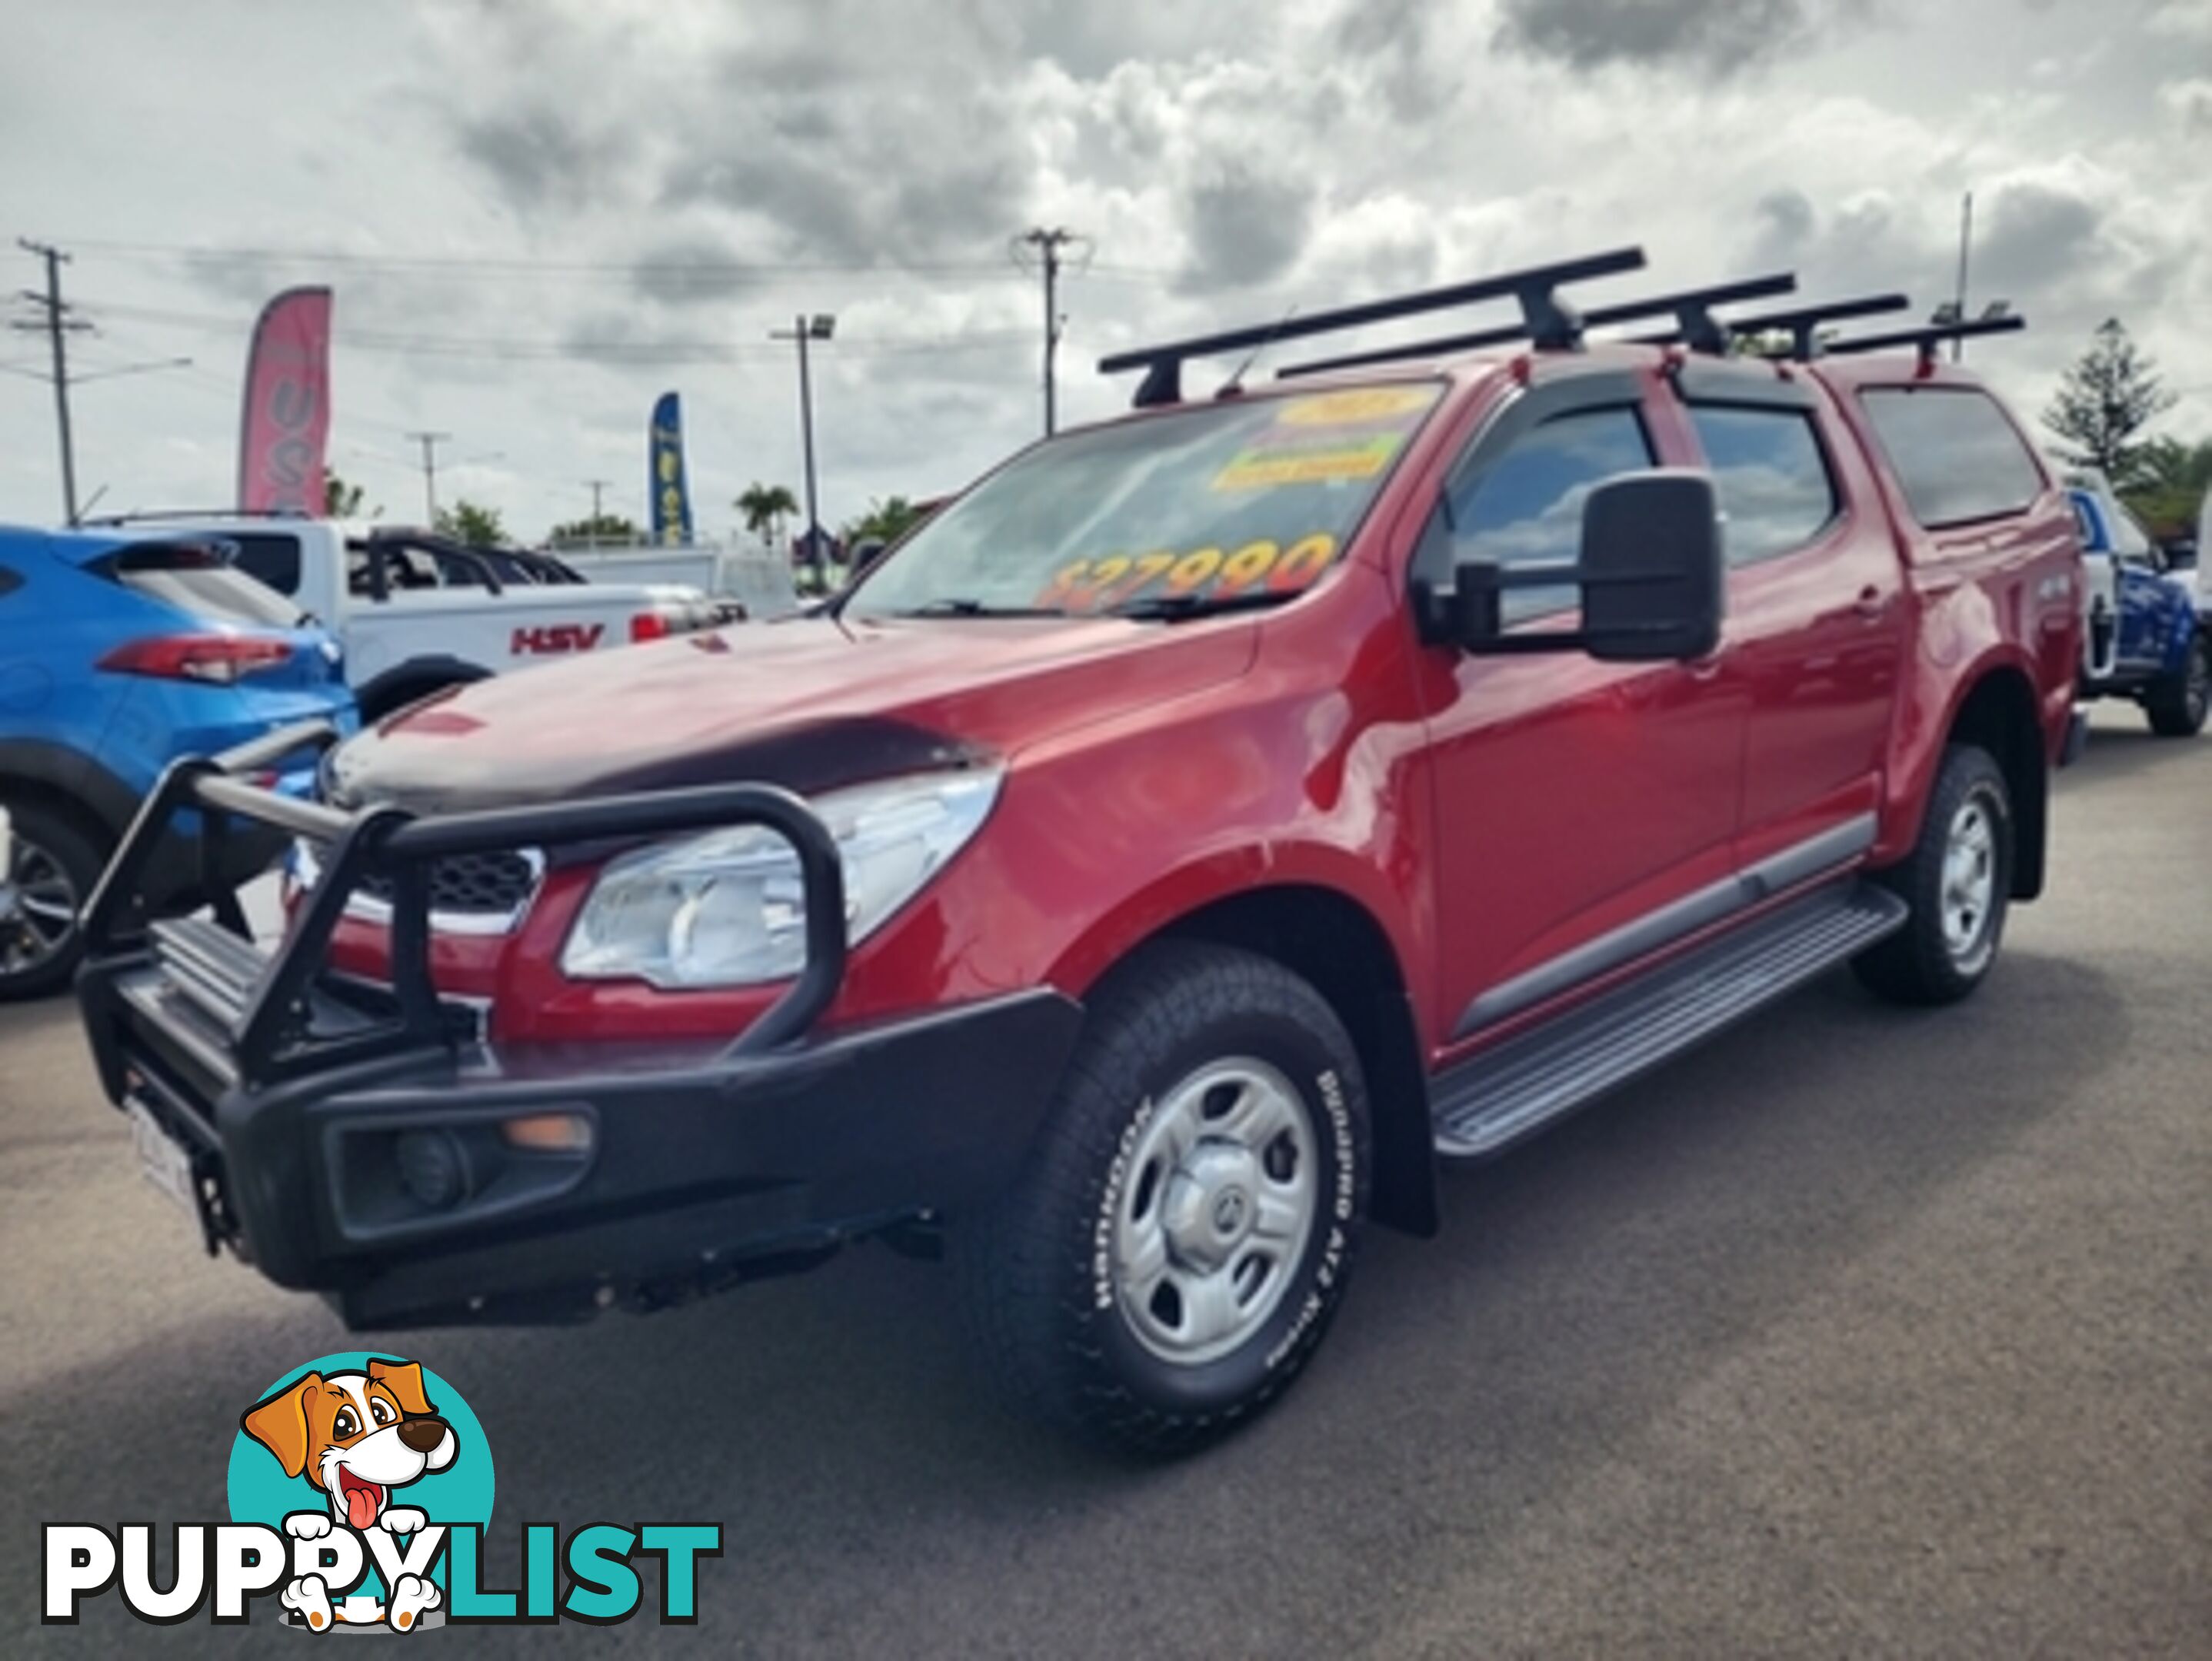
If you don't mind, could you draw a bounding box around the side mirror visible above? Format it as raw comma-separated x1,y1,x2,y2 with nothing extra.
1443,470,1724,663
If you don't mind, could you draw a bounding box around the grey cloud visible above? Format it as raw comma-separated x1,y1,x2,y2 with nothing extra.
1747,188,1817,264
455,104,634,215
1724,178,2190,380
1495,0,1873,74
629,236,764,308
2160,77,2212,135
1002,0,1281,78
175,250,292,308
1175,166,1317,295
1328,0,1451,118
1971,181,2103,301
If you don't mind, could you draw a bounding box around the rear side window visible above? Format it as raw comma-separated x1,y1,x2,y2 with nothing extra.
225,533,303,596
112,544,305,627
1687,405,1838,565
1446,405,1655,617
1859,388,2044,530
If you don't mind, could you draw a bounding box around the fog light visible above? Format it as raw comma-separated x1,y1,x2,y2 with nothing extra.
396,1130,471,1209
501,1112,594,1153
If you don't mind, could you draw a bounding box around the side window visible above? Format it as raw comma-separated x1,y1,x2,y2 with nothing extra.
0,565,22,599
225,533,303,596
1858,388,2044,529
1444,405,1655,619
1687,404,1838,565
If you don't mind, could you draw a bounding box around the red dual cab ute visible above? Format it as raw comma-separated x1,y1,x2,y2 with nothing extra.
80,251,2083,1454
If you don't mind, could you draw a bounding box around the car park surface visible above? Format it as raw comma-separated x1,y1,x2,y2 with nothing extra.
2,701,2204,1655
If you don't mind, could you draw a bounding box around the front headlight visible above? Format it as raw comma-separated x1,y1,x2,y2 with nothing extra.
559,767,1002,989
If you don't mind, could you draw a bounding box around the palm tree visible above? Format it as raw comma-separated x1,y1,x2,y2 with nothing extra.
735,482,798,548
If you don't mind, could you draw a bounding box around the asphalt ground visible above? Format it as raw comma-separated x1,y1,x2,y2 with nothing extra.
5,704,2207,1656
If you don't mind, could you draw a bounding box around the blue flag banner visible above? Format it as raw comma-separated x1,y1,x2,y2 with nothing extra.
649,391,695,545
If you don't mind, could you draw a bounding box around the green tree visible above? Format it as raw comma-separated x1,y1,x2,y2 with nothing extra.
324,471,369,517
735,482,798,547
2043,319,2177,488
547,511,641,546
2120,435,2212,541
435,498,507,548
841,494,931,547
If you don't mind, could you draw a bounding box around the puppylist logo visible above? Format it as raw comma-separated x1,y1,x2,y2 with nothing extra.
43,1352,722,1631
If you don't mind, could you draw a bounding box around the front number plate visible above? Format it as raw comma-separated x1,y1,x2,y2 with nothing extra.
127,1100,199,1221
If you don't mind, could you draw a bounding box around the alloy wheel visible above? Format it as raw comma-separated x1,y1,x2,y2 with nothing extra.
0,831,82,982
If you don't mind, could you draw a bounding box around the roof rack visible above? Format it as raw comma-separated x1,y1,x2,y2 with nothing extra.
1821,315,2026,365
1650,292,1913,361
1277,271,1800,379
1097,246,1648,408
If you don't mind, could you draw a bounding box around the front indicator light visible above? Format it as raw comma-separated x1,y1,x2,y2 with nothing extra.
501,1112,595,1153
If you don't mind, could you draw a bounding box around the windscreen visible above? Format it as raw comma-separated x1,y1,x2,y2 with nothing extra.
847,384,1444,618
112,542,307,627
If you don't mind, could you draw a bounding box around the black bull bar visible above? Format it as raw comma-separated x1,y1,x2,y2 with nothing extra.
78,719,848,1090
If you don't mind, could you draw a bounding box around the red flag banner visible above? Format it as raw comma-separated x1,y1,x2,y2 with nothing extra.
236,286,333,514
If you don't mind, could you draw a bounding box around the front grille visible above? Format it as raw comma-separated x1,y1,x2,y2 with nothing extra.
355,850,541,917
295,842,543,933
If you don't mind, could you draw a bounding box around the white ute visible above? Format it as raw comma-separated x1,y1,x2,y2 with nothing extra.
106,517,719,721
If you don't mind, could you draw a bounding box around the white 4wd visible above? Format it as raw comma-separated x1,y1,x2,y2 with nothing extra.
117,518,718,721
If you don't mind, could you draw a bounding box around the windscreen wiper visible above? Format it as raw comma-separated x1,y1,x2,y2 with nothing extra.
887,597,1066,618
1108,589,1301,622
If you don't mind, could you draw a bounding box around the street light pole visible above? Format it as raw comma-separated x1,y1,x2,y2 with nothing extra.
797,318,820,554
1952,191,1974,364
406,430,451,523
771,313,835,571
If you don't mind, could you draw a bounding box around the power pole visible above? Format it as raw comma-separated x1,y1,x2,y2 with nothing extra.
14,239,92,524
585,478,611,522
406,430,452,523
1018,227,1081,435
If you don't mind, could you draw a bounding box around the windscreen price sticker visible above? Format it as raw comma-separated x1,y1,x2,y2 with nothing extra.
1211,434,1404,492
1272,388,1437,427
1038,534,1338,612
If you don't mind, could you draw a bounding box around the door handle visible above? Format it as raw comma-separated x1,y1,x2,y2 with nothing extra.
1852,586,1886,620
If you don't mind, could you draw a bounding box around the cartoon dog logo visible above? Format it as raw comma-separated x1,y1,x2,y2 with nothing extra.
240,1358,457,1632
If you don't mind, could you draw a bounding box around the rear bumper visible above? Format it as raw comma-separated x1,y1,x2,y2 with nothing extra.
80,956,1079,1326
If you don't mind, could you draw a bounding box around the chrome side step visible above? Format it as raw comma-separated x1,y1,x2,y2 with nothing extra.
1431,880,1907,1159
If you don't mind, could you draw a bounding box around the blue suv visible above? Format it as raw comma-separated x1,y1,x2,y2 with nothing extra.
2072,483,2209,737
0,525,356,998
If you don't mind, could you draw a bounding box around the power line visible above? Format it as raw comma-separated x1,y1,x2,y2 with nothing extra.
76,298,1034,364
58,235,1140,281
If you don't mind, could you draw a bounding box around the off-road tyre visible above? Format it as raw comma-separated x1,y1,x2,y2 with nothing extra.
1852,744,2013,1007
952,941,1371,1458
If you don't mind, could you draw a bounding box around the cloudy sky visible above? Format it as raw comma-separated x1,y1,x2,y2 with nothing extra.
2,0,2207,539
